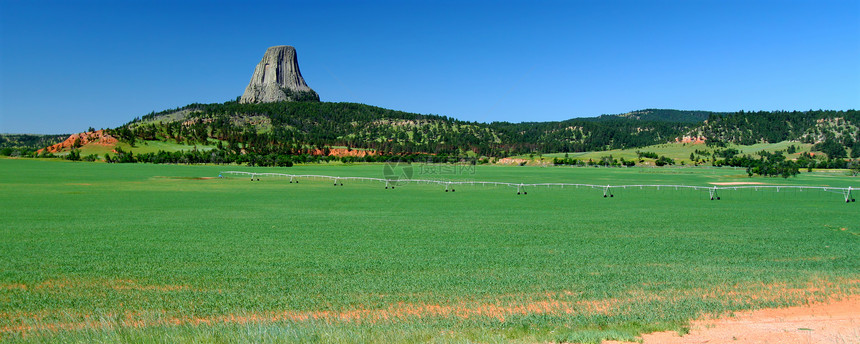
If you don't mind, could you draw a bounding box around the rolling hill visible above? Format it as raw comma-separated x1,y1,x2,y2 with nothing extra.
109,101,857,158
110,101,719,157
4,100,858,163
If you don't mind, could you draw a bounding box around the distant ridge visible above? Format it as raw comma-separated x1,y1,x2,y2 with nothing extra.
6,100,857,160
582,109,721,123
100,100,857,158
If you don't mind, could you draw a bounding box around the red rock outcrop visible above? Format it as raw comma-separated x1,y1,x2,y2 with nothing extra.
674,135,707,144
37,130,118,153
308,148,375,157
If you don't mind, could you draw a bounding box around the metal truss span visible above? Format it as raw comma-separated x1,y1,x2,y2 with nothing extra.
219,171,857,202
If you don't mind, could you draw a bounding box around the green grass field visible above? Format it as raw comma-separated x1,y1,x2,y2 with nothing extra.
71,140,217,158
1,159,858,343
520,141,816,164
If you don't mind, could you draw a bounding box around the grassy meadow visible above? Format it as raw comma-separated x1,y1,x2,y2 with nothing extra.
73,140,217,158
1,158,858,343
520,141,816,164
67,139,815,165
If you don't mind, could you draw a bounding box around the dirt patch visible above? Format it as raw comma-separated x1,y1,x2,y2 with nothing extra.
495,158,551,166
308,148,376,157
496,158,528,165
674,135,707,144
603,295,860,344
24,278,191,293
1,284,28,291
709,182,767,185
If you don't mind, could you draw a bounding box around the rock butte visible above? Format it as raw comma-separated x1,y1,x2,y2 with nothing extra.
239,45,318,104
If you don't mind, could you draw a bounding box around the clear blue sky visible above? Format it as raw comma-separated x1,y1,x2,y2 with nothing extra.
1,0,858,134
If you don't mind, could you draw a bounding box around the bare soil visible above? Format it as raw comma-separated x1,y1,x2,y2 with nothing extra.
309,147,375,157
604,295,860,344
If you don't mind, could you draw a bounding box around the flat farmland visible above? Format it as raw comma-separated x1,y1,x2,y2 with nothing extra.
1,159,858,343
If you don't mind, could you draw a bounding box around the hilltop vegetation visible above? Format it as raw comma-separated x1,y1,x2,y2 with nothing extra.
5,101,858,170
110,100,859,158
696,110,860,151
115,101,697,157
0,134,68,156
585,109,720,123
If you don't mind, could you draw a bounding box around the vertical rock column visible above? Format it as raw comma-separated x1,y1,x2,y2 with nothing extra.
239,45,318,103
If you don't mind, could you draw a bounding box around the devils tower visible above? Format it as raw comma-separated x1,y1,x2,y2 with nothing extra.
239,46,319,103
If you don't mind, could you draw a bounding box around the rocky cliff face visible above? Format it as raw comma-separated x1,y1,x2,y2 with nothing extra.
239,46,318,103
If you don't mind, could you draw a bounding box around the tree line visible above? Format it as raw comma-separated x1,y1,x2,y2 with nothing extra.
118,102,859,158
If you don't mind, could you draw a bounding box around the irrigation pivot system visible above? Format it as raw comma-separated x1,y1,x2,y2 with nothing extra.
219,171,857,203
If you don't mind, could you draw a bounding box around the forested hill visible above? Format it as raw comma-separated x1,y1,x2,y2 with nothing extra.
114,101,696,156
584,109,721,123
695,110,860,146
0,134,68,150
108,100,858,158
